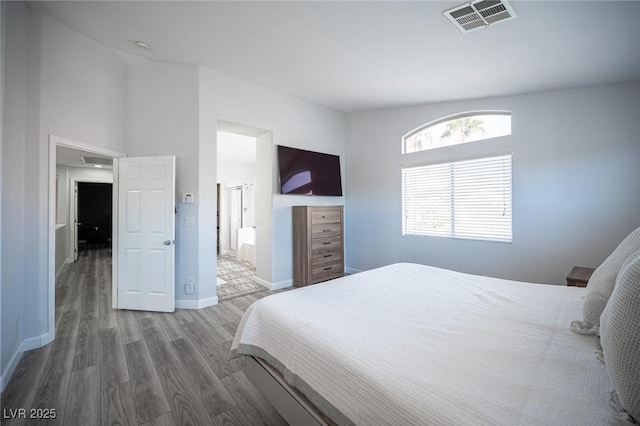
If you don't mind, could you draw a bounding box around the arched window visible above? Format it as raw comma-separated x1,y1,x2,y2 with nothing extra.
403,112,511,154
401,112,512,242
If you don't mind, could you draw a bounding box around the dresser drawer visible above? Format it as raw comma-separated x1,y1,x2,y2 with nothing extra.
311,237,342,251
311,247,342,265
311,222,341,239
311,260,343,283
311,209,342,225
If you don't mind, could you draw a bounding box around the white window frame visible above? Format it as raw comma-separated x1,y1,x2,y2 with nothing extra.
401,111,513,243
403,110,511,154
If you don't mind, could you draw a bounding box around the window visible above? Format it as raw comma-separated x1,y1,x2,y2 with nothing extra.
401,111,513,242
402,154,512,242
404,112,511,154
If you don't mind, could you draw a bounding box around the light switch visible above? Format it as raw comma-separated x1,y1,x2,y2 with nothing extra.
181,193,195,203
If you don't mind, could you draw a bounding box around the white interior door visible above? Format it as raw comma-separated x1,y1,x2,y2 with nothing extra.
117,156,176,312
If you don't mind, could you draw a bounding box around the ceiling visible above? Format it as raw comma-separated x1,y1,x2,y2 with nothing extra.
57,145,113,169
217,131,257,165
27,1,640,113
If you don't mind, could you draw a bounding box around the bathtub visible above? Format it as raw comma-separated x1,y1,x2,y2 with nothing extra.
237,226,255,265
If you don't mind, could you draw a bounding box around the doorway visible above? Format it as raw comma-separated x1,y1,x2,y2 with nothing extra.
216,128,263,300
76,182,113,253
48,135,124,345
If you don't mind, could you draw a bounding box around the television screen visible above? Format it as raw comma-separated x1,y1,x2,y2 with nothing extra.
277,145,343,196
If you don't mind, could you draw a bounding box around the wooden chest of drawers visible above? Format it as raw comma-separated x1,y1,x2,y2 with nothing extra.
293,205,344,287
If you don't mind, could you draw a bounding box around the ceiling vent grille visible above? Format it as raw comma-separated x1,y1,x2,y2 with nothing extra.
81,156,113,166
444,0,517,33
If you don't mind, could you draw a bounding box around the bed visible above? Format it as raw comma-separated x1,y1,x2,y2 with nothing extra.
230,263,616,425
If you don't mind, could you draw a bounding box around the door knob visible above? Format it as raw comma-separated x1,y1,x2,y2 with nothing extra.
163,240,173,245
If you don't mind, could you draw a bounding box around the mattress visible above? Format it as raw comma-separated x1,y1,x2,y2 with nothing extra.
230,263,613,425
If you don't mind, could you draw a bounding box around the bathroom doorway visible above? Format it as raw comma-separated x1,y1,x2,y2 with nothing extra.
216,129,262,300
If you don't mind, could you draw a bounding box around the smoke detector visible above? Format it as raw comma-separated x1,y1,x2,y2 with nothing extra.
444,0,517,33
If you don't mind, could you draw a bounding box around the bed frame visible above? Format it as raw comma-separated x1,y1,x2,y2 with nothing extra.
243,356,331,426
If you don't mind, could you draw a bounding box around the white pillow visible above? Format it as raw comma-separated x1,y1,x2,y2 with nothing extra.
571,226,640,335
600,249,640,423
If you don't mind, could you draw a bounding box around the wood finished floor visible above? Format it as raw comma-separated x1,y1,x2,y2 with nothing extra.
1,247,288,426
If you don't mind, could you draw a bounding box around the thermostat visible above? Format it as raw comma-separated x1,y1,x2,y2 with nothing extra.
181,193,195,203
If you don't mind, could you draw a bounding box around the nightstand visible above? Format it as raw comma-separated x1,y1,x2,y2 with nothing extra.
566,266,595,287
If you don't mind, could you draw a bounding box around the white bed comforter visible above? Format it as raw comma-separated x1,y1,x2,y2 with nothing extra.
231,263,612,425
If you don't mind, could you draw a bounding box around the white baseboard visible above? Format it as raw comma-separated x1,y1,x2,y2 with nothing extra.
270,279,293,290
254,276,293,291
175,296,219,309
1,347,23,393
253,270,362,291
0,331,54,392
253,276,270,289
26,331,55,349
55,259,72,280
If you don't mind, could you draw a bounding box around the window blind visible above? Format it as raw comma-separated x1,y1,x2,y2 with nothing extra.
402,154,512,242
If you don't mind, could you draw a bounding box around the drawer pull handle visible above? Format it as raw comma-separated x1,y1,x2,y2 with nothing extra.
323,242,331,245
323,254,332,258
324,266,332,271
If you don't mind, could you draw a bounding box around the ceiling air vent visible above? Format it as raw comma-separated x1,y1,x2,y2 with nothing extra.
444,0,517,33
81,156,113,166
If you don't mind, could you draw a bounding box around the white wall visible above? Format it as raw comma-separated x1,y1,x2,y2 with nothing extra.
126,62,203,304
1,6,126,389
54,165,69,275
56,165,69,225
27,11,126,340
345,82,640,285
126,62,345,301
54,225,68,276
255,132,273,287
200,67,346,287
1,1,29,390
40,15,126,152
218,161,256,184
197,75,218,303
67,167,114,180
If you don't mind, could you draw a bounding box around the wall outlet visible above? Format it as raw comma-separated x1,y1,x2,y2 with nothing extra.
185,278,195,295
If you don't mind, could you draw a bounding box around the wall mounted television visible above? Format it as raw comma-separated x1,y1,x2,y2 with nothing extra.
277,145,343,196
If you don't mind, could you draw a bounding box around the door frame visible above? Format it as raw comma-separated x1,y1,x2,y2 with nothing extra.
216,123,274,289
48,134,125,342
69,178,113,262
